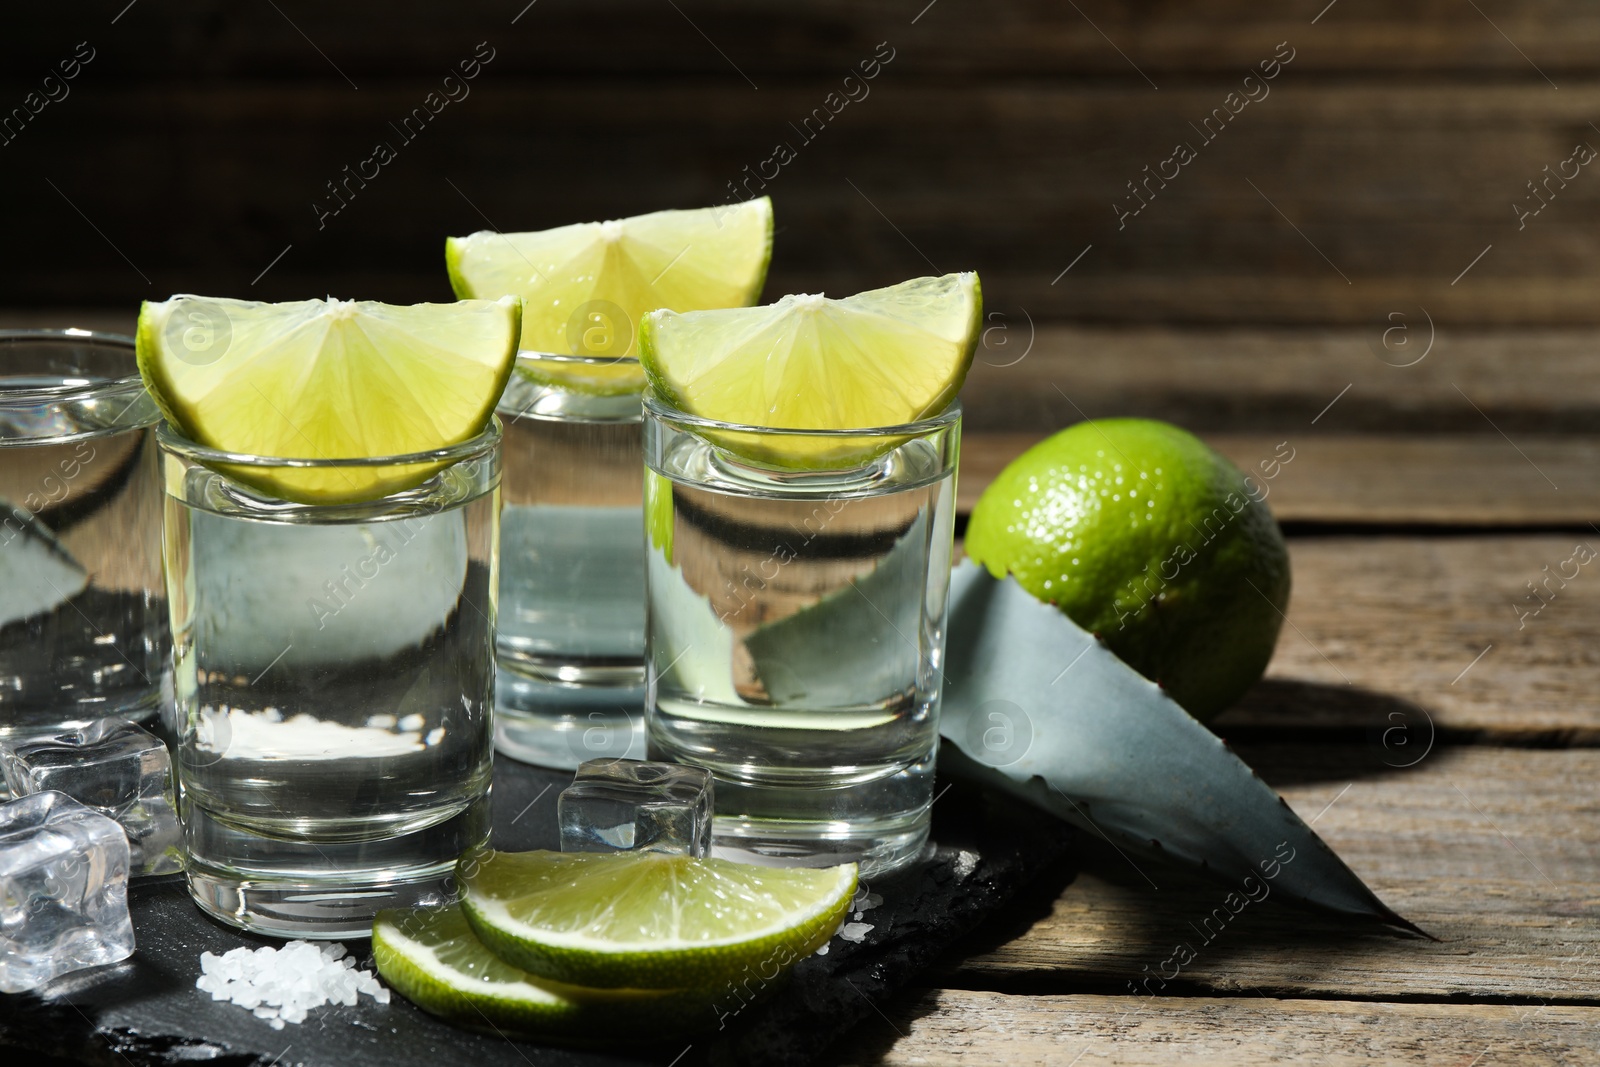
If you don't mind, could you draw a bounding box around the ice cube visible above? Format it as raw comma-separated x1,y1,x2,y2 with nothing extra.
1,718,183,878
558,758,713,857
0,790,135,993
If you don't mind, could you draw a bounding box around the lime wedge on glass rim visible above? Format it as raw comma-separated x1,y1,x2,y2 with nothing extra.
372,904,712,1040
446,198,772,396
638,271,980,467
458,849,856,990
135,295,519,505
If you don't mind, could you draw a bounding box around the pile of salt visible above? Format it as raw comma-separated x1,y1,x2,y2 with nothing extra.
195,940,389,1029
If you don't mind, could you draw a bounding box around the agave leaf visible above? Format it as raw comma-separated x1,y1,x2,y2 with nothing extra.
187,509,466,666
650,509,934,711
939,561,1423,933
0,501,88,628
746,511,928,706
645,542,742,706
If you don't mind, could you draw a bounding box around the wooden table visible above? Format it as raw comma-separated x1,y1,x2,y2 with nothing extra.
16,312,1598,1065
826,324,1600,1065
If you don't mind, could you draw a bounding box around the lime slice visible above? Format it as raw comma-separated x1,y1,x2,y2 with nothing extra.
638,272,980,467
136,295,519,505
459,849,855,990
446,198,772,395
373,904,712,1040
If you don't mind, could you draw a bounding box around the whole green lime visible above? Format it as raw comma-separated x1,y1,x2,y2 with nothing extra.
965,419,1290,720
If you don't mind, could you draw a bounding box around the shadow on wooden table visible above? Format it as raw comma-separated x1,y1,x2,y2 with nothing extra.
1215,679,1447,780
924,829,1430,986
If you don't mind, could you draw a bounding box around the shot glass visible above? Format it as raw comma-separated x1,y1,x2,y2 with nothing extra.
493,353,648,769
160,422,500,938
0,330,168,741
643,397,960,876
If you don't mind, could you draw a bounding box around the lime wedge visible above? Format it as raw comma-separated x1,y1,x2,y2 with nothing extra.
459,849,855,990
446,198,772,395
373,904,711,1040
136,295,519,504
638,272,980,466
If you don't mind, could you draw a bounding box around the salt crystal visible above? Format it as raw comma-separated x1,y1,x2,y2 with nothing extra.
192,940,389,1028
849,885,887,922
952,850,979,880
839,922,874,943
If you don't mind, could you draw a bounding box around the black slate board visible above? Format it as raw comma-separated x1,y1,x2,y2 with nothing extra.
0,757,1075,1067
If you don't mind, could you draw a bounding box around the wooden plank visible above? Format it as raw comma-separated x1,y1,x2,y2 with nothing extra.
8,1,1600,77
959,434,1600,525
943,747,1600,1001
849,991,1600,1066
960,326,1600,434
6,83,1600,323
1225,536,1600,738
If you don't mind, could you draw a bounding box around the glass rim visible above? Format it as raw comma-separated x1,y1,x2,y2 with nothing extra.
0,328,142,402
643,393,962,438
156,417,502,469
517,348,640,369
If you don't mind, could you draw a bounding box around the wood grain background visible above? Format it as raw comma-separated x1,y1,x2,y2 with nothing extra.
2,0,1597,326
